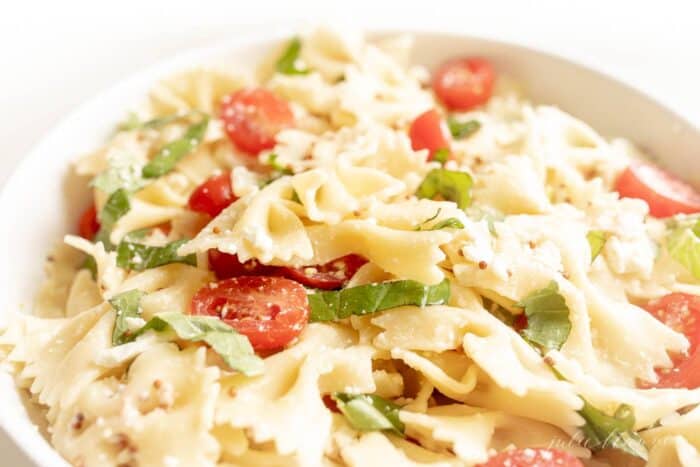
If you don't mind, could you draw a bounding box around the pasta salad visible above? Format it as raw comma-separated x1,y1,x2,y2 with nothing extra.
2,27,700,467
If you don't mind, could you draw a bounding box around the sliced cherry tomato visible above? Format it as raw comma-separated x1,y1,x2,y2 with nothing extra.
477,448,583,467
432,57,495,111
220,88,294,156
207,249,276,280
615,162,700,218
639,293,700,389
188,171,237,217
277,254,367,290
409,109,452,161
78,204,100,240
191,276,309,351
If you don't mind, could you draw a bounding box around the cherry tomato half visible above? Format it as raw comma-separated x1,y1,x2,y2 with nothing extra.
409,109,452,161
277,254,367,290
78,204,100,240
188,172,237,218
191,276,309,351
220,88,294,156
432,57,495,111
477,448,583,467
615,162,700,218
639,293,700,389
207,249,276,280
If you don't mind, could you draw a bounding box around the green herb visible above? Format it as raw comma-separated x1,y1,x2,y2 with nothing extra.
432,148,450,165
416,169,473,210
667,218,700,280
586,230,609,262
309,279,450,322
92,152,147,195
332,393,404,436
116,239,196,271
515,281,571,352
128,312,263,375
110,289,146,345
275,37,309,75
120,112,198,132
94,188,131,248
447,117,481,139
414,210,465,231
267,153,293,175
82,255,97,279
578,401,648,460
142,116,210,178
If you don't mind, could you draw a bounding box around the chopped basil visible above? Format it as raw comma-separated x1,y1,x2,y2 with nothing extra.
667,218,700,280
94,188,131,248
586,230,609,262
116,239,196,271
142,116,210,178
82,255,98,279
275,37,309,75
110,289,146,345
92,152,147,195
578,401,648,460
414,210,465,231
447,116,481,139
332,393,404,436
432,148,450,165
128,312,263,375
309,279,450,322
416,169,473,210
120,112,198,131
515,281,571,352
267,153,293,175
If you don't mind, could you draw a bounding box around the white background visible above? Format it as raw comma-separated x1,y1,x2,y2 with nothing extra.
0,0,699,464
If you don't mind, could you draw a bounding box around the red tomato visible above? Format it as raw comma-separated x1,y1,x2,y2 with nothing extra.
409,109,452,161
640,293,700,389
220,88,294,155
277,254,367,290
477,448,583,467
207,249,276,280
78,204,100,240
432,57,495,111
188,172,237,217
615,162,700,218
191,276,310,351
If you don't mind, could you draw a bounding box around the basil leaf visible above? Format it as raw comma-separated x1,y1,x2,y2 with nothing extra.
120,112,197,131
515,281,571,351
110,289,146,345
129,312,263,376
275,37,309,75
432,148,450,165
578,400,648,460
667,219,700,280
82,255,97,279
92,152,147,195
116,239,196,271
309,279,450,322
586,230,609,262
416,169,473,209
332,393,404,436
142,116,209,178
267,153,293,175
447,117,481,139
94,188,131,248
430,217,465,230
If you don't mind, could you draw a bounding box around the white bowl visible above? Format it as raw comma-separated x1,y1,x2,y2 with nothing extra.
1,29,698,467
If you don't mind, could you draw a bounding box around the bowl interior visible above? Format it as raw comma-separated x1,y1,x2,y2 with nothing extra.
1,29,698,467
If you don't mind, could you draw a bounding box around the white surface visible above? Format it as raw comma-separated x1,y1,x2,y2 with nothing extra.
1,2,699,466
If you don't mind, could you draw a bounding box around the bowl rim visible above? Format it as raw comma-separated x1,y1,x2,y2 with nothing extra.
1,26,698,467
